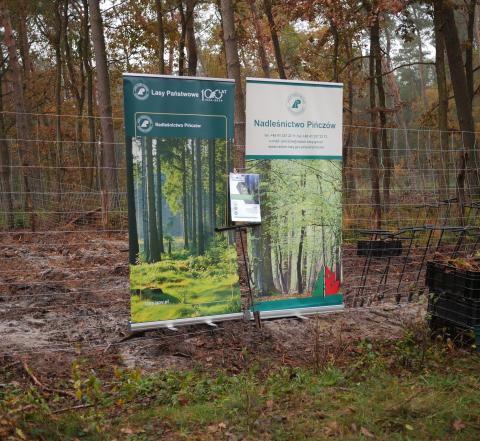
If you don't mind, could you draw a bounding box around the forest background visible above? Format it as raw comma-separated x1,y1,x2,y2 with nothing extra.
0,0,479,266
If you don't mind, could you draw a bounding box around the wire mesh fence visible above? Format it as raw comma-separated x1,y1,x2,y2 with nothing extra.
0,111,479,357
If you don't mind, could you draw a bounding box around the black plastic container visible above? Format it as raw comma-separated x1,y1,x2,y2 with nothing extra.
428,291,480,328
426,261,480,300
357,239,402,257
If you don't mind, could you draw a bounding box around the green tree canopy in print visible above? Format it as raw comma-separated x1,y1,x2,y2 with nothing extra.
248,159,342,312
124,75,240,325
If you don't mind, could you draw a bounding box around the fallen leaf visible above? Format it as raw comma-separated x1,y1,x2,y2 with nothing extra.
207,424,218,433
15,428,27,440
360,427,374,438
218,422,227,430
266,399,274,409
453,419,466,431
405,424,414,431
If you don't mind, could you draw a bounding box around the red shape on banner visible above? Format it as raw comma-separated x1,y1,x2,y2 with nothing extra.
325,266,340,295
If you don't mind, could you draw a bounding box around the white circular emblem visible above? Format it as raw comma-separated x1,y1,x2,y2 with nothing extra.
136,115,153,133
287,93,306,115
133,83,150,100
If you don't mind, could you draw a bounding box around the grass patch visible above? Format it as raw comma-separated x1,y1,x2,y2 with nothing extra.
2,332,480,440
130,241,241,322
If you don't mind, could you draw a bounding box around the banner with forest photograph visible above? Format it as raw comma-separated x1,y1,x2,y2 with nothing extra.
246,79,343,313
123,74,241,326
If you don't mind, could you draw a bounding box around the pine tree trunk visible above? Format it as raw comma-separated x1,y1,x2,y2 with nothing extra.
182,143,189,248
126,137,139,264
436,0,479,207
263,0,286,79
195,139,205,255
0,71,13,229
191,140,197,251
0,0,36,230
155,0,165,74
247,0,270,77
433,1,449,199
141,139,150,261
146,138,160,262
88,0,118,211
208,139,216,234
186,0,197,76
155,139,164,253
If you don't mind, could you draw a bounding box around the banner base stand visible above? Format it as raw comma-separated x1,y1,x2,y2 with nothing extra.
250,304,344,320
129,312,245,332
129,305,344,332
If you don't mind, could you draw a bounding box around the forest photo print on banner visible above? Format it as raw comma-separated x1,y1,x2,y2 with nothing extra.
245,78,344,316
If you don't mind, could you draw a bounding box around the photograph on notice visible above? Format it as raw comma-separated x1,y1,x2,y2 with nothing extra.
229,173,261,222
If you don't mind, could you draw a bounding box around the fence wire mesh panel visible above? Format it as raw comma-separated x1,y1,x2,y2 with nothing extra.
0,112,479,357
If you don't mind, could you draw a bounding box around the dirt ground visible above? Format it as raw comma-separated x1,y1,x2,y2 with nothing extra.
0,230,428,386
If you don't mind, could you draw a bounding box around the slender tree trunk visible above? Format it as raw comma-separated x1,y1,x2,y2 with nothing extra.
155,0,165,74
82,0,96,190
208,139,216,233
372,17,391,210
365,3,382,229
433,2,449,199
126,136,139,264
263,0,286,79
155,139,164,253
141,139,150,261
436,0,479,205
178,2,187,76
146,138,160,262
0,72,13,229
330,18,339,82
195,139,205,255
466,0,475,103
191,140,197,251
0,0,36,230
88,0,118,211
220,0,246,167
412,5,428,111
54,0,64,210
182,142,189,248
186,0,197,76
247,0,270,77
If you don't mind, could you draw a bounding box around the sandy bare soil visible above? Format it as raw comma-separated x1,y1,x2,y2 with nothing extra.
0,230,427,386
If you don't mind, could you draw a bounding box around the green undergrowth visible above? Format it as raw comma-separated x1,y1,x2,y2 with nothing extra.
1,332,480,440
130,241,241,322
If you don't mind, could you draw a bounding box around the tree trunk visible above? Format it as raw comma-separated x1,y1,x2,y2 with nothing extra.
191,140,197,251
155,139,164,253
365,3,382,229
195,139,205,255
0,0,36,230
372,15,391,210
247,0,270,77
186,0,197,76
436,0,479,205
178,2,187,76
155,0,165,74
263,0,286,79
208,139,216,233
82,0,96,190
433,1,449,199
88,0,118,212
0,71,13,229
54,0,64,210
182,142,189,248
220,0,246,167
141,139,150,261
126,136,139,264
146,138,160,262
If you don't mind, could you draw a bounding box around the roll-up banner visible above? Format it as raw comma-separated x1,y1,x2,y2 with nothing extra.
124,74,242,330
245,78,344,317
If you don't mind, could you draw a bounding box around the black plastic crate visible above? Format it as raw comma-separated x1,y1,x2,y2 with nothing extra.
426,261,480,300
428,292,480,328
357,239,402,257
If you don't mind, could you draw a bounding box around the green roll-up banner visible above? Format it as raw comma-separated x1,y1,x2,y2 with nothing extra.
245,78,344,314
124,74,241,329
